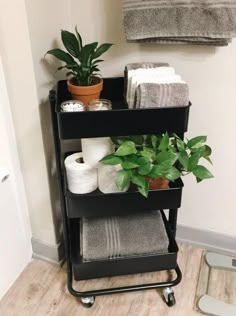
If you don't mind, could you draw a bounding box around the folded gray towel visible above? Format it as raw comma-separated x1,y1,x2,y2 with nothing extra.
124,62,170,102
82,211,169,262
135,83,189,108
123,0,236,46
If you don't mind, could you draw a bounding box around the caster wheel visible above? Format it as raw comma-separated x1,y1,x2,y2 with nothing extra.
163,288,176,307
81,296,95,308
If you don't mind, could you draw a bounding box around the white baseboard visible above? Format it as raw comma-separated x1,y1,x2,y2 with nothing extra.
177,225,236,256
31,238,64,265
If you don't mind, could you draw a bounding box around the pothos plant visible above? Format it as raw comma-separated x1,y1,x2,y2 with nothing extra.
100,133,213,198
45,26,113,86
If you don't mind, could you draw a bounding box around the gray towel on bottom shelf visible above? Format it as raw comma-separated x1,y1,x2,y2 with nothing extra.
135,83,189,108
82,211,169,262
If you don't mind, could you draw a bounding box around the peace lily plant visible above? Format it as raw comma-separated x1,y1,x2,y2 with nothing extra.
45,26,113,104
100,133,213,198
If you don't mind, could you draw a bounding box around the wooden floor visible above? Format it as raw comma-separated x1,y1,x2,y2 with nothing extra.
0,243,203,316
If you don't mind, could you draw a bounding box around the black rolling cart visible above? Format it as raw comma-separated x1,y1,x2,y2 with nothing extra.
49,77,190,308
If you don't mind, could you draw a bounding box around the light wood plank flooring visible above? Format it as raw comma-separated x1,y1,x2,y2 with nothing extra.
0,243,203,316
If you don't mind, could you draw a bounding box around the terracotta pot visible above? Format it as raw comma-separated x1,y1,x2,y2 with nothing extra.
67,77,103,107
145,176,169,190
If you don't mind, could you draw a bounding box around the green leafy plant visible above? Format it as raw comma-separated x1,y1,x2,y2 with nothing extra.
45,26,113,86
100,133,213,198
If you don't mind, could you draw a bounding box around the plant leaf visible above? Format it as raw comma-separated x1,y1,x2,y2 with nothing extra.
61,30,81,58
178,151,189,170
148,165,166,179
151,135,158,150
140,148,155,160
46,48,76,65
75,26,83,51
176,139,185,152
188,153,200,172
159,132,169,151
162,167,181,181
115,141,137,156
94,43,113,59
66,71,75,77
100,154,122,165
80,42,98,65
137,157,153,175
131,174,146,188
115,170,131,190
188,136,207,149
202,145,213,164
204,156,213,165
172,133,181,139
156,151,178,167
92,59,104,65
203,145,212,157
196,177,203,183
137,181,149,198
122,155,139,170
193,165,214,180
122,161,139,170
131,175,149,198
56,65,67,72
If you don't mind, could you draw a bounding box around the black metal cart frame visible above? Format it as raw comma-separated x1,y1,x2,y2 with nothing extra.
49,78,190,307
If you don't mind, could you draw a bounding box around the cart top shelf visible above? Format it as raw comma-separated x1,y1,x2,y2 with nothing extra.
55,77,190,139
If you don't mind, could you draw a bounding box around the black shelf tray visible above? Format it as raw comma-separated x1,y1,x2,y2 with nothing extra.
71,211,178,280
65,178,183,218
56,78,190,139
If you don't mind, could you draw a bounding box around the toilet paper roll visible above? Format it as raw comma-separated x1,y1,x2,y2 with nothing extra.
65,153,97,194
81,137,114,168
98,164,130,194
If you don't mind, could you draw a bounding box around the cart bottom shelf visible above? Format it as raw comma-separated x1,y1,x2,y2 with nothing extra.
71,211,178,281
73,252,177,281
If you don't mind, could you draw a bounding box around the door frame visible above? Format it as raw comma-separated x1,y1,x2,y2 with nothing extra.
0,55,32,252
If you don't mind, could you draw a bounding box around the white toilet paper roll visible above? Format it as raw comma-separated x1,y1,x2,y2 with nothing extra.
65,153,97,194
98,164,129,194
81,137,114,168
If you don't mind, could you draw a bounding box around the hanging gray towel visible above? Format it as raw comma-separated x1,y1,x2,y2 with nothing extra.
135,83,189,108
82,211,169,262
122,0,236,46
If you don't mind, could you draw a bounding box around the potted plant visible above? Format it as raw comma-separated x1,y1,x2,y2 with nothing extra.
45,26,113,106
100,133,213,198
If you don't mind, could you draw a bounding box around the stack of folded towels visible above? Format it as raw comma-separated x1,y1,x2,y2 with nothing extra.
123,0,236,46
125,62,189,109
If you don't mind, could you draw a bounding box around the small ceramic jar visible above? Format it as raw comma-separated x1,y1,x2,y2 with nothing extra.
61,100,85,112
88,99,112,111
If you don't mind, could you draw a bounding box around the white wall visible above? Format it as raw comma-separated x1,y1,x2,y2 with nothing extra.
24,0,72,247
70,0,236,237
0,0,57,247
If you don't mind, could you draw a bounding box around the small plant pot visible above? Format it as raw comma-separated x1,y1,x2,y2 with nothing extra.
145,176,169,190
67,77,103,107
